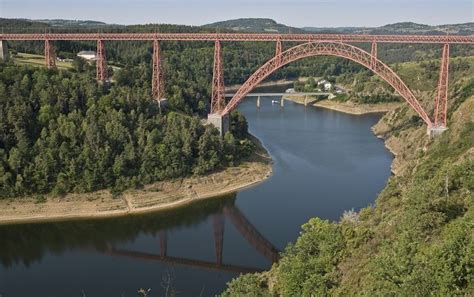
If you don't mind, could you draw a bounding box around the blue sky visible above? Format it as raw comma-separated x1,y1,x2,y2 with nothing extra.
1,0,473,27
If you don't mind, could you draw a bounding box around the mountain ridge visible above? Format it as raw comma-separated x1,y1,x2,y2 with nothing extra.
1,17,472,35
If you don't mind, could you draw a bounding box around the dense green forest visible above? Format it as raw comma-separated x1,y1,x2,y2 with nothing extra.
0,63,253,198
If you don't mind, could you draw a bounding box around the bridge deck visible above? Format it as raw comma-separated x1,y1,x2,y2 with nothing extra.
1,33,473,44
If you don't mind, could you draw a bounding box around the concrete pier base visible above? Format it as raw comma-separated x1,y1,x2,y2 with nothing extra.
257,96,261,109
157,98,168,110
207,113,230,137
280,98,285,108
427,125,447,138
0,40,8,62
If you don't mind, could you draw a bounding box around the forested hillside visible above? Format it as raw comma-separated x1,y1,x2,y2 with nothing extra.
221,52,474,296
0,63,253,199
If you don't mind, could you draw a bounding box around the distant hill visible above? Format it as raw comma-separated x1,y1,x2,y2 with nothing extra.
0,18,49,31
303,22,474,35
203,18,304,33
1,17,472,36
35,19,108,27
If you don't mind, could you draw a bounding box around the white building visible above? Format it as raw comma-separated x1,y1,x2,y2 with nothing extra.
77,50,96,60
317,79,332,91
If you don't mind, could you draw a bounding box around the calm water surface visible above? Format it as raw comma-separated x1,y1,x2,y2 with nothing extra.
0,89,392,296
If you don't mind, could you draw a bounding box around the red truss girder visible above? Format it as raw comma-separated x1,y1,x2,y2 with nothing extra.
44,40,56,69
96,40,107,82
2,33,473,44
152,40,164,101
211,40,225,113
222,42,432,127
434,44,450,128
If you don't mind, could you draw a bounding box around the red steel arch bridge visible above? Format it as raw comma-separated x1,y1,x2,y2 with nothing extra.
1,32,473,135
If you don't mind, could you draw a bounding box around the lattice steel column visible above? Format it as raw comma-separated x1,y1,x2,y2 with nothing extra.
370,41,377,70
213,213,224,266
275,38,282,66
434,43,449,128
211,40,225,113
96,39,107,82
152,39,164,101
44,39,56,69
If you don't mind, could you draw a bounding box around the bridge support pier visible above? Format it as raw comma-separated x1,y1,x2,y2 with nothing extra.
152,40,165,102
257,96,261,109
427,125,447,138
0,40,8,62
211,40,225,113
207,113,229,137
44,40,56,69
280,97,284,108
96,40,108,82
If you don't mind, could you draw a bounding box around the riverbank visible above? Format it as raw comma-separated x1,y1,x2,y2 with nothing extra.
0,136,272,225
282,95,401,115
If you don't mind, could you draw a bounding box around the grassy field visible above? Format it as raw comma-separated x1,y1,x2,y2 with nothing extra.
13,52,74,70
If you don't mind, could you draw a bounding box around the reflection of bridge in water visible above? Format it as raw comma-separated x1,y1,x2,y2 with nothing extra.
104,205,280,274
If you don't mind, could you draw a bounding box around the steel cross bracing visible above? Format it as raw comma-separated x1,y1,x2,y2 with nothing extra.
2,33,474,44
222,41,432,127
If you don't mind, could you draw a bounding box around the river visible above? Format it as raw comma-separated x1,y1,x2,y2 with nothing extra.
0,87,393,297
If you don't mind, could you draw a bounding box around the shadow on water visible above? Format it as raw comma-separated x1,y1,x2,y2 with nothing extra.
0,194,279,273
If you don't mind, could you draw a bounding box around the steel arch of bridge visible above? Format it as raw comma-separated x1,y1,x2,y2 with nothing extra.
221,41,434,127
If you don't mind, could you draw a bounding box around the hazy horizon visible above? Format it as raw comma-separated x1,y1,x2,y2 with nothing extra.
1,0,472,28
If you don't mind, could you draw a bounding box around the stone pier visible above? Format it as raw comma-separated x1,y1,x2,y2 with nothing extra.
427,125,447,138
207,113,230,137
0,40,8,62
